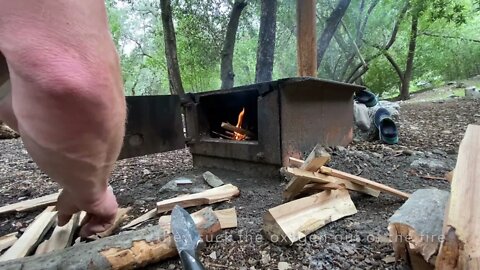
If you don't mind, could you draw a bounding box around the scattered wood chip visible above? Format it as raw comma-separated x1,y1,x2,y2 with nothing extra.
0,208,221,269
278,261,292,270
388,189,449,269
0,208,57,261
382,256,396,264
35,213,80,255
175,178,193,185
283,145,331,201
0,233,18,253
445,170,454,183
0,191,61,215
156,184,240,213
263,189,357,245
214,208,238,229
158,207,237,230
437,125,480,269
97,208,131,238
203,171,225,188
121,209,157,230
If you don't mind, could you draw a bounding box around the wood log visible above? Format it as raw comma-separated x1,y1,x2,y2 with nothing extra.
34,213,79,255
0,191,60,215
98,208,131,238
122,209,157,230
0,207,221,270
156,184,240,213
0,208,57,261
263,189,357,245
283,145,331,201
320,166,410,199
158,208,237,230
283,167,380,197
220,122,255,138
388,189,449,269
436,125,480,269
0,233,18,253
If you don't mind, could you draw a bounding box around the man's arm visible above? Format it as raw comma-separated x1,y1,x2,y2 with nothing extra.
0,0,126,236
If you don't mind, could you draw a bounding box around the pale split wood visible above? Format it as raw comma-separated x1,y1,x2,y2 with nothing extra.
0,233,18,253
35,213,80,255
283,145,331,201
0,208,57,261
156,184,240,213
0,191,61,215
283,167,380,197
436,125,480,269
158,208,238,230
122,209,157,230
263,189,357,245
388,189,449,269
319,166,410,199
0,207,221,270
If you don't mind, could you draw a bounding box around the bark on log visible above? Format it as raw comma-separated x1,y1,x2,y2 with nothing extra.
388,189,449,269
0,207,221,270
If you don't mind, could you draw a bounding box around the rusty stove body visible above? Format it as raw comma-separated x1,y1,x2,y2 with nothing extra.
119,77,363,175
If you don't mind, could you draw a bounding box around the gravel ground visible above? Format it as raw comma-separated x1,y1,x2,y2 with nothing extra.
0,98,479,269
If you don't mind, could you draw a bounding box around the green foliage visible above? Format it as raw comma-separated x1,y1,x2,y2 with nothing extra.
105,0,480,98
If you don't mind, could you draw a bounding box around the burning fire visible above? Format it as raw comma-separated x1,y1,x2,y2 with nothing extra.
234,108,246,141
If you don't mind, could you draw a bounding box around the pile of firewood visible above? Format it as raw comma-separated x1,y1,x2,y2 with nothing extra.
0,179,239,269
262,144,410,245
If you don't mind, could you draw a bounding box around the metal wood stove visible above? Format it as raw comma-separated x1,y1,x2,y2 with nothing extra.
119,77,363,176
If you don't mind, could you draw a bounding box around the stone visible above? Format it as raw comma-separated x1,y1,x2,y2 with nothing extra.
410,158,449,170
278,262,291,270
261,251,271,265
209,251,217,260
202,171,224,188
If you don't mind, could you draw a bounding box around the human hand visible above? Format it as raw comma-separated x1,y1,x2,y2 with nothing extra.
57,187,118,237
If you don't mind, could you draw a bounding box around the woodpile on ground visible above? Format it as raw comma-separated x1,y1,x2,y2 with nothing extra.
263,144,411,246
0,174,239,269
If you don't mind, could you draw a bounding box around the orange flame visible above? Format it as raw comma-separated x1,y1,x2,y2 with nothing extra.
234,108,246,141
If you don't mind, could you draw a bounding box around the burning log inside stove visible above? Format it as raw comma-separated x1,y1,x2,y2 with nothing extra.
219,108,256,140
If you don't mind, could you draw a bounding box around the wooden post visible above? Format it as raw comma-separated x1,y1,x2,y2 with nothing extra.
297,0,317,77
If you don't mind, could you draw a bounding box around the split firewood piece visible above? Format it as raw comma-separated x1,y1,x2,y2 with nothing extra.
0,233,18,253
283,145,331,201
156,184,240,213
0,208,57,261
283,167,380,197
97,208,131,238
220,122,255,138
121,209,157,230
263,189,357,245
0,207,221,270
320,167,410,200
35,213,80,255
0,191,61,215
436,125,480,269
159,207,237,230
203,171,225,188
388,189,449,269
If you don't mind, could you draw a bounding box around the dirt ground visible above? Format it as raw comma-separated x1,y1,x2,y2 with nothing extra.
1,97,479,269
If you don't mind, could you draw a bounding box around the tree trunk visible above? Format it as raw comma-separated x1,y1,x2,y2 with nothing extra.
400,12,419,100
220,0,248,89
255,0,277,83
316,0,352,69
160,0,185,97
